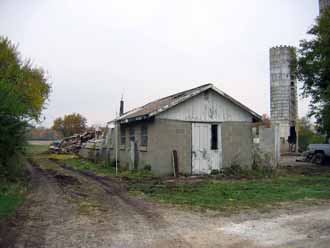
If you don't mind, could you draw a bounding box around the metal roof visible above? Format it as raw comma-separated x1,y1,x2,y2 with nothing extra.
112,84,262,124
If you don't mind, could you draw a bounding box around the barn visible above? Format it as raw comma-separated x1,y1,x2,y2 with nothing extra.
107,84,263,176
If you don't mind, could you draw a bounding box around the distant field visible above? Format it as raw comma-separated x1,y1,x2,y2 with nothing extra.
28,140,53,145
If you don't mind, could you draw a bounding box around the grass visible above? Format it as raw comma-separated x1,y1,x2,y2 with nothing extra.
25,144,49,156
65,158,116,175
25,144,330,212
129,175,330,211
65,158,154,180
25,144,154,181
0,180,26,220
0,144,48,220
46,154,154,180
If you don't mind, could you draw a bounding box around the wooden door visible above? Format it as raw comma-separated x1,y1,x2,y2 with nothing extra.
192,123,222,174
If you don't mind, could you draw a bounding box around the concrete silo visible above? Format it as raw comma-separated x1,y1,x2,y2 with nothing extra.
270,46,298,153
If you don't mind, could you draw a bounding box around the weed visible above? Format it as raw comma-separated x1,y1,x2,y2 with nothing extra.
0,180,26,220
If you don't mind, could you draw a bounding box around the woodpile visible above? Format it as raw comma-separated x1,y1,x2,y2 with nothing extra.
49,131,97,154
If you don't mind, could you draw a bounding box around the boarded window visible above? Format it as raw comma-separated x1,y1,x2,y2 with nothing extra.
141,126,148,147
129,128,135,142
120,127,126,146
211,125,218,150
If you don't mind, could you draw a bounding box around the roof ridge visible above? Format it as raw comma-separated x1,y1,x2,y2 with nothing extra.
121,83,213,116
146,83,212,104
112,83,261,123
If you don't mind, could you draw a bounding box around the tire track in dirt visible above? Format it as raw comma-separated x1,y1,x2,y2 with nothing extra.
8,158,329,247
1,162,77,248
47,159,193,247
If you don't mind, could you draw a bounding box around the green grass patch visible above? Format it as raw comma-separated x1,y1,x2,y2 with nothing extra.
129,176,330,211
25,144,49,156
65,159,116,176
27,144,330,212
48,156,154,180
0,180,26,220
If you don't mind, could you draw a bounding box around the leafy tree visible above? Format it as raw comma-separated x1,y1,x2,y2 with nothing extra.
0,36,51,179
52,113,87,137
52,117,64,136
297,9,330,141
297,117,325,151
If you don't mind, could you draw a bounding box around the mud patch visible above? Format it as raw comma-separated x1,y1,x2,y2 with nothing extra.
54,174,80,186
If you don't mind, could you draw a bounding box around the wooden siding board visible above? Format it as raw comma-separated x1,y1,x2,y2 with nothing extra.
157,90,253,122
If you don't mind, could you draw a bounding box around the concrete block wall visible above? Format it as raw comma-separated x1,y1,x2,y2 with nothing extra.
108,118,192,176
257,126,281,167
151,118,192,175
221,122,254,169
221,123,280,169
113,120,155,170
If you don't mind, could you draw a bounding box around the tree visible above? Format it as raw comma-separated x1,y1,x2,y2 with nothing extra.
297,9,330,141
297,117,325,151
0,36,51,178
52,117,64,136
52,113,87,137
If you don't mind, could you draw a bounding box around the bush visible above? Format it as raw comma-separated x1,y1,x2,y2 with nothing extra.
223,163,244,177
210,169,220,175
0,116,27,179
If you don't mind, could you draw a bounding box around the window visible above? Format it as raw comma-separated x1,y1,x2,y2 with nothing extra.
141,126,148,147
211,124,218,150
129,127,135,142
120,127,126,146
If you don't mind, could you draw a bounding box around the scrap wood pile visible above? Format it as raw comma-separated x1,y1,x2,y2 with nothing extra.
49,131,97,154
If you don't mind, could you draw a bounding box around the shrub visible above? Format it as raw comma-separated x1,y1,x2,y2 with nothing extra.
223,163,244,177
210,169,220,175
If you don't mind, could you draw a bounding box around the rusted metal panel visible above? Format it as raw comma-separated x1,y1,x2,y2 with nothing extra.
192,123,222,174
158,90,253,122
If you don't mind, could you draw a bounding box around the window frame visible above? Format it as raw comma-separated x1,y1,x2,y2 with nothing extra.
211,124,218,150
120,126,126,146
140,125,148,147
129,127,135,143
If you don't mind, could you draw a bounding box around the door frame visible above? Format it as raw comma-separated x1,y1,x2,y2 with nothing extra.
191,122,223,175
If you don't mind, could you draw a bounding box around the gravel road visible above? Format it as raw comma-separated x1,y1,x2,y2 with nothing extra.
1,159,330,248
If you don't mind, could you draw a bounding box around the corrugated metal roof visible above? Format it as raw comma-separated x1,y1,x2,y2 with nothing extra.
112,84,261,123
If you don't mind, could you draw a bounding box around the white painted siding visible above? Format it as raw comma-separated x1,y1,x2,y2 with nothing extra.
192,123,222,174
157,90,253,122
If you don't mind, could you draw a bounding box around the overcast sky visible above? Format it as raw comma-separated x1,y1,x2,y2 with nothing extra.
0,0,319,127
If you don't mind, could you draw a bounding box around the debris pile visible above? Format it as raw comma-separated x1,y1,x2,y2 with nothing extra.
49,131,97,154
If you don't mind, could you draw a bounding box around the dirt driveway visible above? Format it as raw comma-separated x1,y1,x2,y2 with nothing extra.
1,159,330,248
